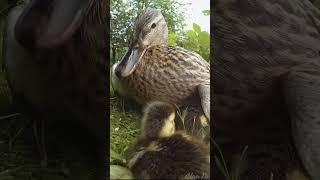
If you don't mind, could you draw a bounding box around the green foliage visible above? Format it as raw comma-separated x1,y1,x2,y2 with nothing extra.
110,97,140,179
161,22,211,62
128,0,187,33
110,97,141,160
110,0,133,62
177,23,210,62
193,23,201,33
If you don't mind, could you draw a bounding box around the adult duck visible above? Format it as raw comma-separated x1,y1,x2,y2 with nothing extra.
113,8,210,124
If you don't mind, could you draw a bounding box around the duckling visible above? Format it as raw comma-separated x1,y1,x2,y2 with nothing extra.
113,8,210,122
127,101,210,179
140,101,176,139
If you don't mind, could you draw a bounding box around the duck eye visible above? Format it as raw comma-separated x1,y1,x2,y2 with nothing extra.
151,23,156,29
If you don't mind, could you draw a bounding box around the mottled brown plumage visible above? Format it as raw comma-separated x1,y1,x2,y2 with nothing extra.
119,45,209,105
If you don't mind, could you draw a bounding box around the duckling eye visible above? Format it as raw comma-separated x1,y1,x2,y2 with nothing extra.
151,23,156,29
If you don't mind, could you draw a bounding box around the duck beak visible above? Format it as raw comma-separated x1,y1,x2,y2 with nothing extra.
115,44,146,77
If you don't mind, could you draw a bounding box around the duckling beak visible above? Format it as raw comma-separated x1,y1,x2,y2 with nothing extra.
115,44,146,77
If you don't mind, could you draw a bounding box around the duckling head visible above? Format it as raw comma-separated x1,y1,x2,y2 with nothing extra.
115,8,168,77
141,101,175,139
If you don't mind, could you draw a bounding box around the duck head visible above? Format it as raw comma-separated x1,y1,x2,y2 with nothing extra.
115,8,168,78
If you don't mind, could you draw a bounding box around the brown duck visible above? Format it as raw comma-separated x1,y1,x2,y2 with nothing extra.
113,8,210,122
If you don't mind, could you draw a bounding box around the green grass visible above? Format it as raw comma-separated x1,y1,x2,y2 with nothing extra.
213,140,248,180
109,96,141,179
110,96,141,162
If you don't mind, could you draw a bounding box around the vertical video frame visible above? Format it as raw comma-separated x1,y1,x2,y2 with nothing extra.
110,0,210,179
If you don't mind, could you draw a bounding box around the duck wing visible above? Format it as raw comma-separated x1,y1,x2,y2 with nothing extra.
172,47,210,120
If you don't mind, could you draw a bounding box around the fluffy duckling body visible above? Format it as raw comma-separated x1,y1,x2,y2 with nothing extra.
113,8,210,120
127,101,210,179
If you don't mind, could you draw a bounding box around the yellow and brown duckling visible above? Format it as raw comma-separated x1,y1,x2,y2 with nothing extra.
127,101,210,179
140,101,176,139
113,8,210,121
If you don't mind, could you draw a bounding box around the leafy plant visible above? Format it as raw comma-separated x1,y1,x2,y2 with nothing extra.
168,33,178,46
176,23,210,62
110,149,124,164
